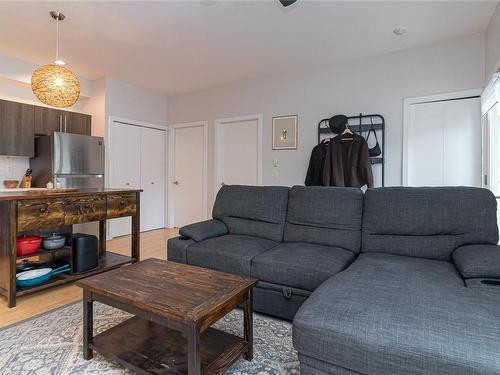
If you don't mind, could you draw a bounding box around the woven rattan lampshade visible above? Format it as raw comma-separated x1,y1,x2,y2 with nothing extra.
31,64,80,108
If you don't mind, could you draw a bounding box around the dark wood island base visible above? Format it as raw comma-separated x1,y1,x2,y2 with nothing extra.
0,188,141,308
78,259,257,375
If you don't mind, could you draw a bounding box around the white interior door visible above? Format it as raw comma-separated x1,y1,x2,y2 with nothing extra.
407,102,445,186
109,122,141,237
171,124,206,228
216,117,260,191
443,98,481,186
140,127,165,232
406,97,481,187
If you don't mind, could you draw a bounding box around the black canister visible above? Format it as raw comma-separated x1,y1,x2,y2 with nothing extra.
72,233,98,273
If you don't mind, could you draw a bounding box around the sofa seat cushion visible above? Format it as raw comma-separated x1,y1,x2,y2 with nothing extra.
186,234,277,276
251,242,355,291
293,253,500,375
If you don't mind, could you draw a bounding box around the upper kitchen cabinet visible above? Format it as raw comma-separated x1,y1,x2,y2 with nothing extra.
34,106,63,135
0,99,35,157
63,111,91,135
34,106,91,136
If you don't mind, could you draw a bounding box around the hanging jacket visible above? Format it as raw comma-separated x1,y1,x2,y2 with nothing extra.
322,133,373,188
305,141,328,186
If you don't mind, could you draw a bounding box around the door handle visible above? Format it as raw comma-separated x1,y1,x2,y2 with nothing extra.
173,181,179,185
64,115,67,132
59,115,63,132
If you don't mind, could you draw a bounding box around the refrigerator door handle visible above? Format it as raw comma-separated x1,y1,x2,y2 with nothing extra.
59,115,63,132
64,115,67,132
100,145,105,172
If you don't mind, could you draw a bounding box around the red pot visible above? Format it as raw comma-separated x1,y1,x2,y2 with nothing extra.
17,236,42,256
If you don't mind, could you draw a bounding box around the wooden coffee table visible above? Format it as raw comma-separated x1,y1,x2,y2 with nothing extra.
76,258,257,375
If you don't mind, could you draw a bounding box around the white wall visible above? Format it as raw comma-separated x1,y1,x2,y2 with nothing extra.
486,2,500,81
83,78,106,137
105,78,168,126
167,33,485,205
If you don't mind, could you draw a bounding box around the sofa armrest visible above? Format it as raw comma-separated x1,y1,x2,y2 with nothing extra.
452,244,500,279
167,237,194,263
179,219,228,242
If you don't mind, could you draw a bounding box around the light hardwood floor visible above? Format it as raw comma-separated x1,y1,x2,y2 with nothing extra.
0,228,178,328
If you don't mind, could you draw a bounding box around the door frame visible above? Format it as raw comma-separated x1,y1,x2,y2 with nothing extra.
402,89,482,186
107,116,168,238
167,120,209,228
214,114,263,199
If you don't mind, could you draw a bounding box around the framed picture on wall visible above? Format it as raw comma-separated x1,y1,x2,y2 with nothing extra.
272,115,298,150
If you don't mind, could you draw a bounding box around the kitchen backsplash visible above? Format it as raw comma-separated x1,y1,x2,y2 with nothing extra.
0,156,29,186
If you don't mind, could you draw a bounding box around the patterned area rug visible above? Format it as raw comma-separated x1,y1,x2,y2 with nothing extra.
0,302,300,374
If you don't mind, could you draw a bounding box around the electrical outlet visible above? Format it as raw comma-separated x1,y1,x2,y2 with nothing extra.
272,170,279,178
273,158,279,167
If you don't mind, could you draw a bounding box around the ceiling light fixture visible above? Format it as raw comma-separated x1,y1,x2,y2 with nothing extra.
31,11,80,108
393,27,407,36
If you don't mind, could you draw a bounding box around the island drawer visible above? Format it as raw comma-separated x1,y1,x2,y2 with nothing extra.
18,199,65,231
64,196,107,224
107,193,136,219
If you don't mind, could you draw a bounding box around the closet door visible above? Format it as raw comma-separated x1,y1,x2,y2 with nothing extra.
406,97,481,187
407,102,445,186
140,127,165,232
443,98,481,186
109,123,141,238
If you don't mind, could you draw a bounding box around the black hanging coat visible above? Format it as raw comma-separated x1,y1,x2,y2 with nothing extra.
322,133,373,188
305,141,328,186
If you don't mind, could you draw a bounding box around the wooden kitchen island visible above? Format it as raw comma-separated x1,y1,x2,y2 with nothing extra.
0,188,141,308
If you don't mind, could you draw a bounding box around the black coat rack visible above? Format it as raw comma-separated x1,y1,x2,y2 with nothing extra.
317,113,385,186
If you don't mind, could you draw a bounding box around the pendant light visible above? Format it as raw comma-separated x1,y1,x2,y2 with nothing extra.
31,11,80,108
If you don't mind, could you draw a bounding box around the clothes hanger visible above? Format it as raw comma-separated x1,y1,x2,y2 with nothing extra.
340,125,354,140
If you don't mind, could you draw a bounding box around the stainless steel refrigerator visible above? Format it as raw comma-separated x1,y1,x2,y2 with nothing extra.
30,132,105,189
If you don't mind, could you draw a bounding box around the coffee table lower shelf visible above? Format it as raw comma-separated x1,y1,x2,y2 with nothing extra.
90,316,248,375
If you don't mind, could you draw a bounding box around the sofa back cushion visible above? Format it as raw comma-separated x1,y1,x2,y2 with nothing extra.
212,185,289,242
284,186,363,253
362,187,499,261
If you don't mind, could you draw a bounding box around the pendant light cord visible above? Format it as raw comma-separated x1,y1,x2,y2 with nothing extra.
55,17,59,62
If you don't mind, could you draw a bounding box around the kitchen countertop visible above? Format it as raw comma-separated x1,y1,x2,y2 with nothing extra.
0,188,142,201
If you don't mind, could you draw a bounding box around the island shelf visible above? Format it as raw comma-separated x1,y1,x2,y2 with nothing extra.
0,188,141,308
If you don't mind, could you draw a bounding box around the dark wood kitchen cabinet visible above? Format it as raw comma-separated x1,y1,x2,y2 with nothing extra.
34,106,63,135
34,106,91,136
0,99,35,157
63,111,91,135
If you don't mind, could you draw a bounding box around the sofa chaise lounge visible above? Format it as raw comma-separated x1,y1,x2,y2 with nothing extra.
167,185,500,375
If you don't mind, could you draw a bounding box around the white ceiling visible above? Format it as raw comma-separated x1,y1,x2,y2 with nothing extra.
0,1,497,95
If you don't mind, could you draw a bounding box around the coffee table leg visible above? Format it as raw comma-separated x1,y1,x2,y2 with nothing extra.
83,290,94,360
243,289,254,361
187,324,201,375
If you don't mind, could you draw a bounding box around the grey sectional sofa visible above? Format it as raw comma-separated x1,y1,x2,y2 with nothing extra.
168,185,362,319
167,185,500,375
